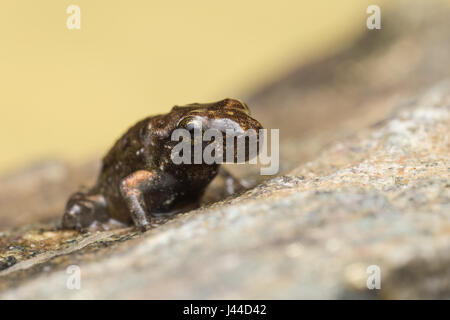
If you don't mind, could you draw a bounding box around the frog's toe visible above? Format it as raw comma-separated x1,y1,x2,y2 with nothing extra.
136,222,152,233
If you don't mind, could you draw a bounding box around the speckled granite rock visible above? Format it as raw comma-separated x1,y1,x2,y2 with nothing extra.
1,81,448,299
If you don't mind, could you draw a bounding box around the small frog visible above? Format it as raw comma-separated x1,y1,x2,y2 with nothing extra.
62,98,263,231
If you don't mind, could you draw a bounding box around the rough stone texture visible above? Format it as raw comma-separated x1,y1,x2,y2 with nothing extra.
0,1,449,299
1,81,449,299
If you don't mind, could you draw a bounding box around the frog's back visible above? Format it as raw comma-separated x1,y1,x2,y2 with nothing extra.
103,118,150,168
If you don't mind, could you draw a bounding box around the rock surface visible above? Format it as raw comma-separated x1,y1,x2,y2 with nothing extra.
1,81,449,299
0,1,449,299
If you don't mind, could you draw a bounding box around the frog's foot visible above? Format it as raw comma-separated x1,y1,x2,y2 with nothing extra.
88,219,129,232
219,167,250,196
62,192,110,232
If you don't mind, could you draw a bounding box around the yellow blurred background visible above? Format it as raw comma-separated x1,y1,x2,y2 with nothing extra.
0,0,387,175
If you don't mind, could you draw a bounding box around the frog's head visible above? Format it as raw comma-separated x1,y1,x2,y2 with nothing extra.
175,98,263,163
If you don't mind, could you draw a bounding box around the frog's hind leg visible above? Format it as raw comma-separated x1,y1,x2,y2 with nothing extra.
62,191,111,232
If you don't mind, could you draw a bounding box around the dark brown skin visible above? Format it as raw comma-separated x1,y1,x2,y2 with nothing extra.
62,99,263,231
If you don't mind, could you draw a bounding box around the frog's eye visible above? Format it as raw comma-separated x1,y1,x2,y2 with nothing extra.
178,116,204,134
186,120,202,132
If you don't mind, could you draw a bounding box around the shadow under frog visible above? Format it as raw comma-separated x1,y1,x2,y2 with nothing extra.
62,99,263,232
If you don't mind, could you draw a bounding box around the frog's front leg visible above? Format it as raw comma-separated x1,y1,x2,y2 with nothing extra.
120,170,157,231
